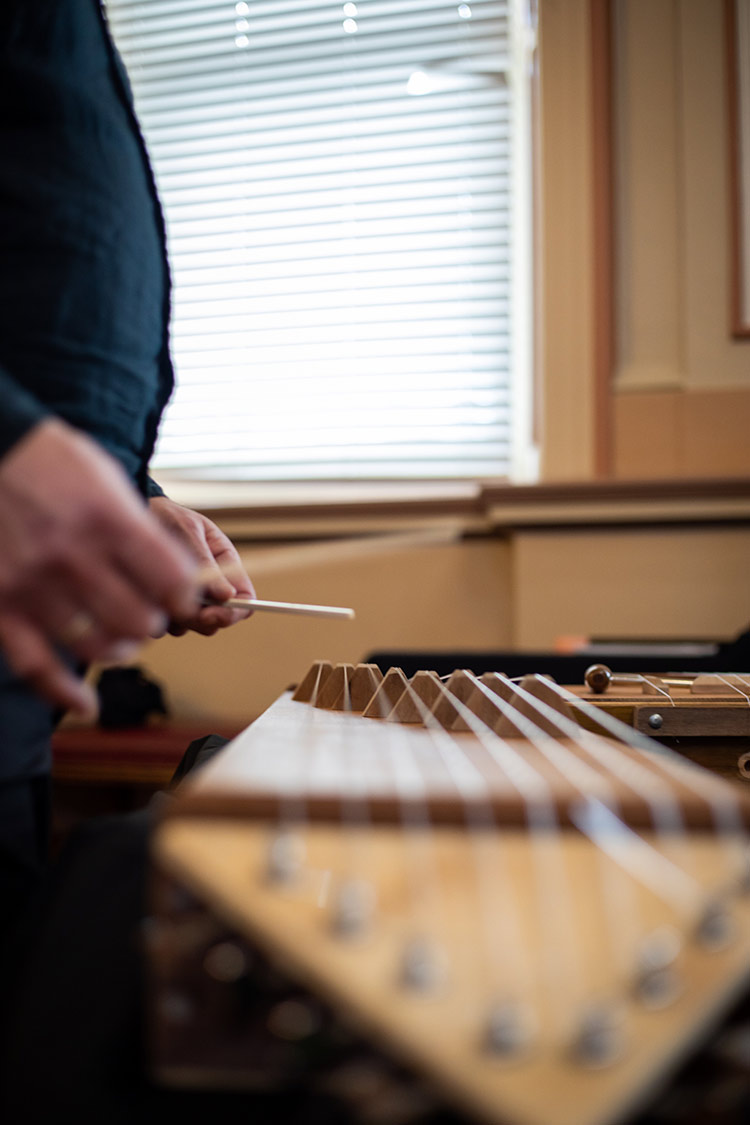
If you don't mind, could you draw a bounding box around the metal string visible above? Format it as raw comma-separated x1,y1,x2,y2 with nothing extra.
493,676,749,916
444,678,637,1037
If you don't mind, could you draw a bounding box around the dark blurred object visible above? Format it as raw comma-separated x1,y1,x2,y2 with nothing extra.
170,733,230,787
96,666,169,729
366,627,750,682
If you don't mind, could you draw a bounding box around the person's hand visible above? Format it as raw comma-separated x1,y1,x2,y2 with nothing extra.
148,495,256,636
0,419,199,714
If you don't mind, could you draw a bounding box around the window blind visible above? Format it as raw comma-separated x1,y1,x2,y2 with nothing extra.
105,0,534,481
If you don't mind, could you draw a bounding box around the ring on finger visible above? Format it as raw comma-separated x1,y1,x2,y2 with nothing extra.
58,610,96,648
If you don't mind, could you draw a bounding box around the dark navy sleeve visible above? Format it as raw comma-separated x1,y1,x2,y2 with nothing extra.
145,476,166,499
0,366,49,459
0,354,167,501
0,0,175,494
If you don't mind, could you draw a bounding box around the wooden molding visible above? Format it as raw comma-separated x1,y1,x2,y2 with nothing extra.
481,476,750,506
726,0,750,337
199,477,750,541
590,0,616,474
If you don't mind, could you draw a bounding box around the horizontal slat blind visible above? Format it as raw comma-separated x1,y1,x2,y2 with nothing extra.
105,0,527,480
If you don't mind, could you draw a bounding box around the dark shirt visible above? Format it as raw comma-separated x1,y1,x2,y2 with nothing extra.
0,0,172,496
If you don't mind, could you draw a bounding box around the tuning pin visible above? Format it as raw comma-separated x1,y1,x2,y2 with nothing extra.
584,664,613,694
157,989,195,1027
267,998,322,1042
399,938,443,991
736,847,750,895
483,1000,534,1058
330,878,376,938
695,901,734,950
203,940,250,984
570,1003,625,1067
265,830,305,884
633,926,683,1008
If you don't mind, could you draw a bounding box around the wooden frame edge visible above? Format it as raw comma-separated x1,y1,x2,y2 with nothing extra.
590,0,616,474
727,0,750,337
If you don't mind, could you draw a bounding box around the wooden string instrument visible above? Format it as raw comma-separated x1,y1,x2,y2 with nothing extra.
148,661,750,1125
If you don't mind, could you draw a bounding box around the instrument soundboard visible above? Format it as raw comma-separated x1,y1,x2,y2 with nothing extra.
147,662,750,1125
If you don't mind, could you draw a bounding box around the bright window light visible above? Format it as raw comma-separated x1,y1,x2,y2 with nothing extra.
105,1,535,482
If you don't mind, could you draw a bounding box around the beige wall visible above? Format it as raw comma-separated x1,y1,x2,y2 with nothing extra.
513,524,750,647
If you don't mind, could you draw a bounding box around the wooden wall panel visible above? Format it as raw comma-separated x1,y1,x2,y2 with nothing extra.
614,388,750,477
513,525,750,648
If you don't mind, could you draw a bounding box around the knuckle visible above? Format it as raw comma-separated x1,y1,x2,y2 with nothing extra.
50,538,79,573
179,509,202,534
14,651,51,683
75,499,110,536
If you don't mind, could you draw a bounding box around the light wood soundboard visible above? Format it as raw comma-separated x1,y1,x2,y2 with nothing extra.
148,662,750,1125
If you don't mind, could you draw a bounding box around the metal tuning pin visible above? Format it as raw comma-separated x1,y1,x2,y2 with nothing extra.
399,937,443,992
584,664,615,694
203,940,250,984
737,847,750,894
570,1003,625,1067
633,927,683,1008
267,998,322,1042
584,664,697,695
330,878,376,938
695,900,735,950
483,1000,534,1058
158,989,195,1028
265,830,305,885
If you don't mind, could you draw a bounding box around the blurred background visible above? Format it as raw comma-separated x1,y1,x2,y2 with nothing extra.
91,0,750,725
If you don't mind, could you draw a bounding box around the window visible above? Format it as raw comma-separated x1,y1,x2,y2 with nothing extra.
106,0,536,482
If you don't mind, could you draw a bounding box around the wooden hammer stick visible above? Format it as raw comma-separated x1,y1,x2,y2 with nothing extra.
214,597,355,620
